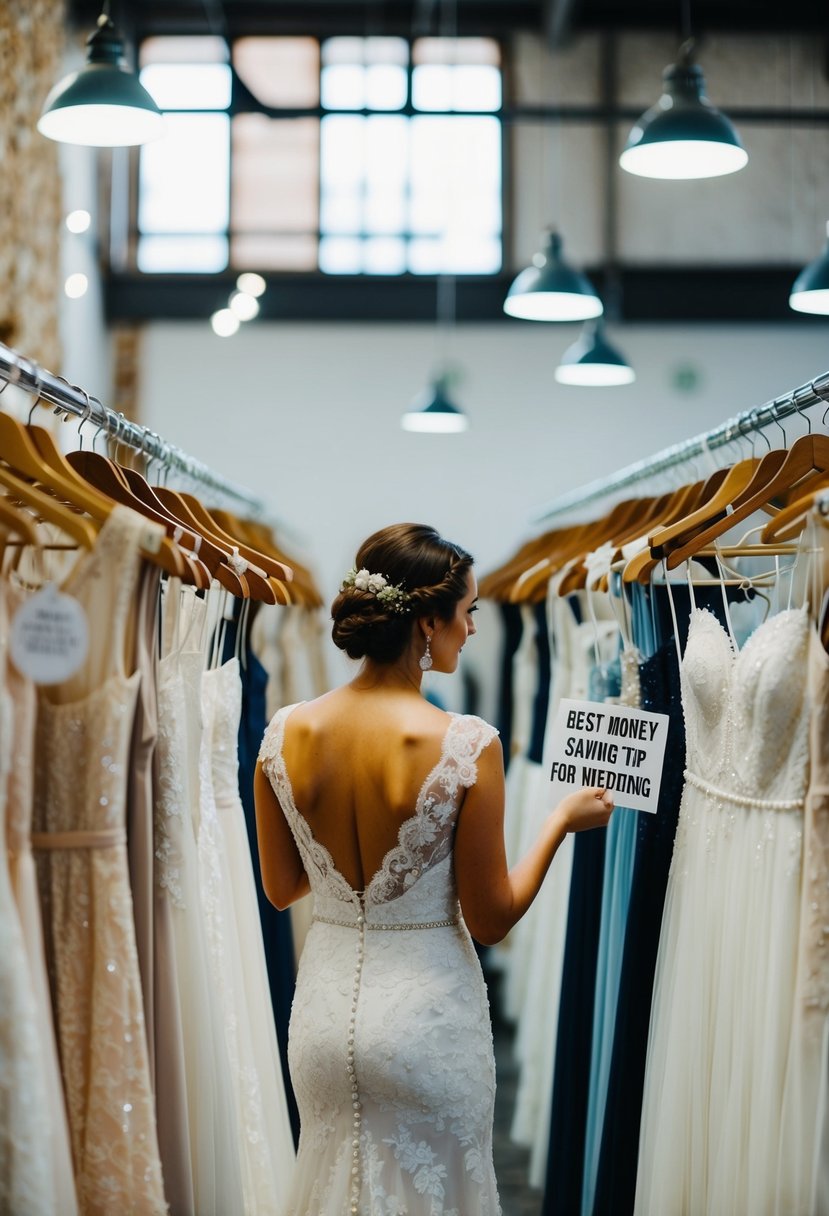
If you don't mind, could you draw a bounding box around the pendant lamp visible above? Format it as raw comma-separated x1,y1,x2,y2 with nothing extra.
38,5,163,147
620,40,747,180
503,231,603,323
555,320,635,387
789,223,829,316
401,376,468,433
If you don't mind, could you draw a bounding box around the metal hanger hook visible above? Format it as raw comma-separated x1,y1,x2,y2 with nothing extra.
749,408,772,452
770,408,788,449
792,385,813,435
75,392,96,450
26,372,45,425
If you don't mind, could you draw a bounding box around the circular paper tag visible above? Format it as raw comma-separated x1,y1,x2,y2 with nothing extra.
10,582,89,685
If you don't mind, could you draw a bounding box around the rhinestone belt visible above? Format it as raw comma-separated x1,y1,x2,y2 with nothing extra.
313,914,459,931
684,770,804,812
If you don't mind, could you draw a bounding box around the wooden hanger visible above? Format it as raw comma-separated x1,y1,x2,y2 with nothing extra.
648,456,765,553
760,471,829,542
0,462,97,549
63,450,204,582
664,434,829,569
0,493,40,546
154,487,277,604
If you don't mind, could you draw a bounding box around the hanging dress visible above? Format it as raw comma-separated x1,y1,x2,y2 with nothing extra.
201,653,295,1211
634,590,811,1216
154,580,245,1216
33,506,168,1215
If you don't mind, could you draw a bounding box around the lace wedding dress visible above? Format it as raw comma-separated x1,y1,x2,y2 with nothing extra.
634,602,812,1216
259,704,502,1216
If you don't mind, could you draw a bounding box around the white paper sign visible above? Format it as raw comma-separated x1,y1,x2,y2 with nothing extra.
10,582,89,685
548,697,670,815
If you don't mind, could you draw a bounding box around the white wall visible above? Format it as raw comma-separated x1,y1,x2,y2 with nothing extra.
138,318,829,613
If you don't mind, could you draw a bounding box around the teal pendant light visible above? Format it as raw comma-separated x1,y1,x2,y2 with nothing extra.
789,223,829,316
504,231,603,323
38,5,163,147
401,376,469,433
555,320,636,387
620,40,747,180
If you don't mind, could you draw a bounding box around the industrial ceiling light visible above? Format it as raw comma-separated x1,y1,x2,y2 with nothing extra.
401,377,469,433
619,40,747,180
503,231,603,322
38,3,163,147
555,320,636,387
789,222,829,316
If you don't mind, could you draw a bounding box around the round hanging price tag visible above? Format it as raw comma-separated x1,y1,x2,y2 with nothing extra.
10,582,89,685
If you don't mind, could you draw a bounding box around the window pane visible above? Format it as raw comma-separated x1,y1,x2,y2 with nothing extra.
365,116,408,186
321,63,365,109
140,35,227,66
232,115,318,233
322,37,365,65
137,234,228,273
139,64,232,110
321,37,408,109
407,237,443,274
139,113,230,233
319,236,362,273
320,115,365,186
409,115,501,259
364,237,407,274
365,64,407,110
412,63,500,111
320,191,362,234
364,38,408,66
413,37,500,66
231,234,317,270
233,37,319,107
453,65,501,111
365,191,406,234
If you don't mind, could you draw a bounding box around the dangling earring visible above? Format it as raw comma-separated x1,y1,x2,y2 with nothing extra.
419,634,433,671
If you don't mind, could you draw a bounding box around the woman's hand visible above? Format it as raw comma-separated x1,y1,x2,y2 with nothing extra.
554,786,614,833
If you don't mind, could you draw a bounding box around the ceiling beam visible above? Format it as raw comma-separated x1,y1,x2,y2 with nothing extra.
106,268,824,324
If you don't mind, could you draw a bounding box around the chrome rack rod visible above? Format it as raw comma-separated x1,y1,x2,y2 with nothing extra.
0,341,264,515
534,370,829,524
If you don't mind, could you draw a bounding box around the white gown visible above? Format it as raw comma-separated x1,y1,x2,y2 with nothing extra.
635,604,811,1216
259,705,501,1216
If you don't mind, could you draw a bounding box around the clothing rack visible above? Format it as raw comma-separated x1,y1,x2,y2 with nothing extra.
535,369,829,523
0,341,265,514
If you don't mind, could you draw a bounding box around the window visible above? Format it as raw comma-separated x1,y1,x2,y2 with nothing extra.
135,35,502,277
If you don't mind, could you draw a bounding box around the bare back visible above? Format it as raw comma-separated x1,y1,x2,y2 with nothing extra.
278,686,458,893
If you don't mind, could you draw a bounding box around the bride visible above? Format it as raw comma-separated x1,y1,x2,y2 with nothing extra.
254,522,613,1215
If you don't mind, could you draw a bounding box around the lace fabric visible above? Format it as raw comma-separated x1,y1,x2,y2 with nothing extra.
259,705,502,1214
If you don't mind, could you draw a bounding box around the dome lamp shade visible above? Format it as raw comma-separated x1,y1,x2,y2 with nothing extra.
503,231,603,322
619,42,748,181
789,223,829,316
555,321,636,387
401,378,469,433
38,10,163,147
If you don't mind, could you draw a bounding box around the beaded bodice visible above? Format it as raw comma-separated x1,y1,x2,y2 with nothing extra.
681,606,811,808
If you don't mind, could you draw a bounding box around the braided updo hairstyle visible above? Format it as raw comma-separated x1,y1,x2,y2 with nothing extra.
331,523,474,664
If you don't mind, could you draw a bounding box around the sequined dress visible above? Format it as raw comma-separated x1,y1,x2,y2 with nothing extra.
259,705,501,1216
634,605,812,1216
33,507,168,1215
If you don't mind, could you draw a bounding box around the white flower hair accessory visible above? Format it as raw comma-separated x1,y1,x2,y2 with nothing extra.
341,567,411,614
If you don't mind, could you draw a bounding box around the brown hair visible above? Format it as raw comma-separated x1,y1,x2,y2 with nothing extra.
331,523,474,663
